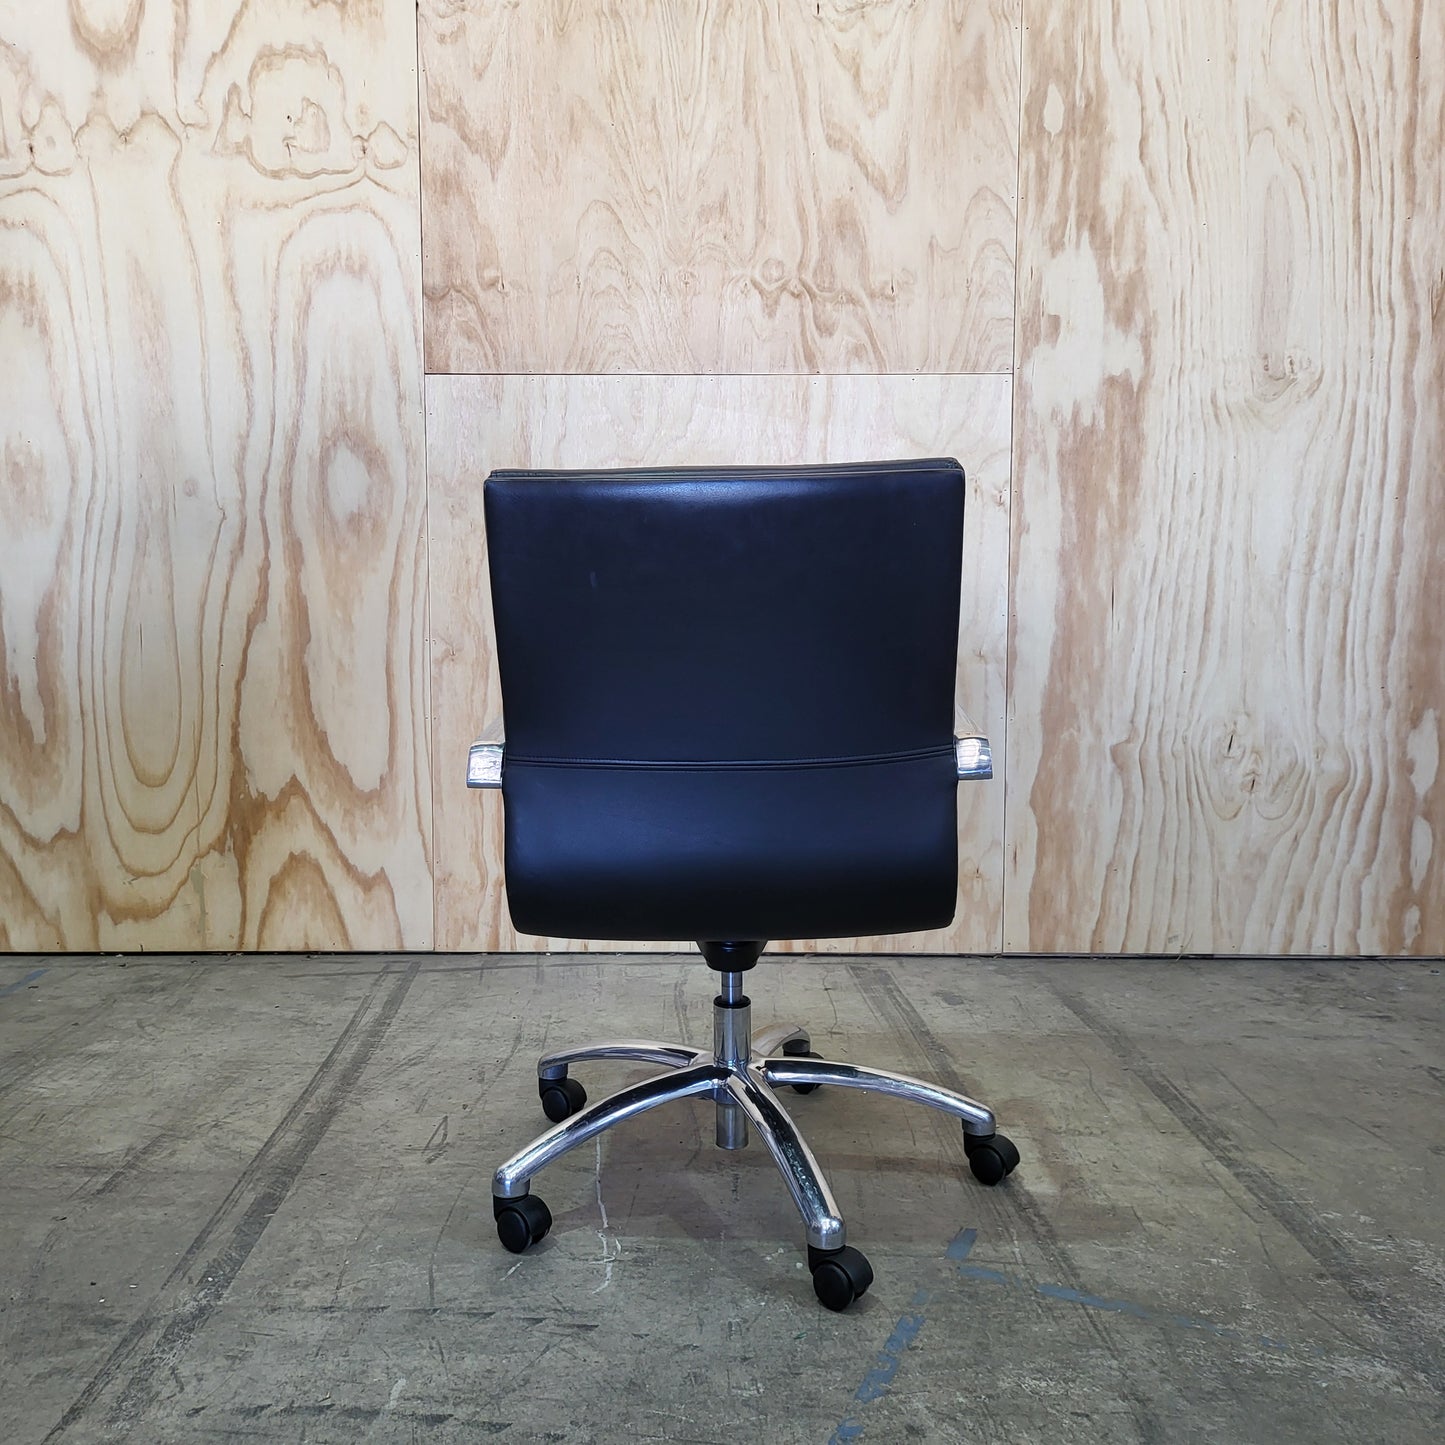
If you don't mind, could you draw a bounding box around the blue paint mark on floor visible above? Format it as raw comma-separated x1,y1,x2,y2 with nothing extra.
0,968,48,999
827,1228,977,1443
852,1294,931,1403
945,1227,978,1261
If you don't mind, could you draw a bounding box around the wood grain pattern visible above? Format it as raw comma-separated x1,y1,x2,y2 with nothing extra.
428,374,1011,953
419,0,1018,375
8,2,1436,960
0,0,432,950
1007,1,1445,955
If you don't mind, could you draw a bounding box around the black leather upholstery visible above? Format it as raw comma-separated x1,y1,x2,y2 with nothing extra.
485,460,966,941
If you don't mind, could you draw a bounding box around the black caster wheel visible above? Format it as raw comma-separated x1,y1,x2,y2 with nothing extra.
809,1244,874,1312
964,1129,1021,1186
782,1038,822,1094
494,1194,552,1254
539,1076,586,1122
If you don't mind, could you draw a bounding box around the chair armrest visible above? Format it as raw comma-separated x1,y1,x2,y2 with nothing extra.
469,729,987,785
467,736,505,789
954,735,992,781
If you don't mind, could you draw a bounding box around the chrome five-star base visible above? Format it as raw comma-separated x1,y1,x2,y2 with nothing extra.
491,970,1021,1311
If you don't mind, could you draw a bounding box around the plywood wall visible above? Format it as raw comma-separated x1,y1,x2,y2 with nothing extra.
1007,0,1445,956
2,1,1440,957
0,1,432,950
418,0,1018,373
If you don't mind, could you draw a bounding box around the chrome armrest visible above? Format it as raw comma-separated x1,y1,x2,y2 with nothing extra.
954,735,992,781
467,739,505,789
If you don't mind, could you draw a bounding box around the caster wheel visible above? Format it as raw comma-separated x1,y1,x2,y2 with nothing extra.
539,1076,586,1122
494,1194,552,1254
782,1038,822,1094
809,1245,874,1312
964,1129,1020,1186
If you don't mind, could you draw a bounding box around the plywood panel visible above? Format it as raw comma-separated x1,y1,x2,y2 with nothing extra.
419,0,1018,375
428,375,1011,953
0,1,432,950
1007,2,1445,954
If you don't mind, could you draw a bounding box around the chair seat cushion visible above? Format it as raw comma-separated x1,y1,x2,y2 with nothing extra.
501,750,959,942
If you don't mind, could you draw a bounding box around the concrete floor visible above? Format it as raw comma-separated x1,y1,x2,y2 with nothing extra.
0,955,1441,1444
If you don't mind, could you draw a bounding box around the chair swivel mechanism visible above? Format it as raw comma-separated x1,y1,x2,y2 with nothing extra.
468,459,1016,1311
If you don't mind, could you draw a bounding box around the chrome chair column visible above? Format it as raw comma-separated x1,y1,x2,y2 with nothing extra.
713,970,750,1150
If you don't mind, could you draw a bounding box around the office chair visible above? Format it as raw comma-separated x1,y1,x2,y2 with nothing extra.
468,459,1015,1311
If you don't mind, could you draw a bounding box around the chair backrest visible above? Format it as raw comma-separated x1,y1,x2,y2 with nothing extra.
484,460,966,942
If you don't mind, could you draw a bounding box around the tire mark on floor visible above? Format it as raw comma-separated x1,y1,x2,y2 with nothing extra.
89,1128,180,1198
42,962,420,1442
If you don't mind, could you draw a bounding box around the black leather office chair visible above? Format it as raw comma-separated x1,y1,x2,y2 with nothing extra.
468,459,1015,1311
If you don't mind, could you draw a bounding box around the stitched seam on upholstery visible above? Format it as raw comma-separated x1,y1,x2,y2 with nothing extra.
504,745,955,773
